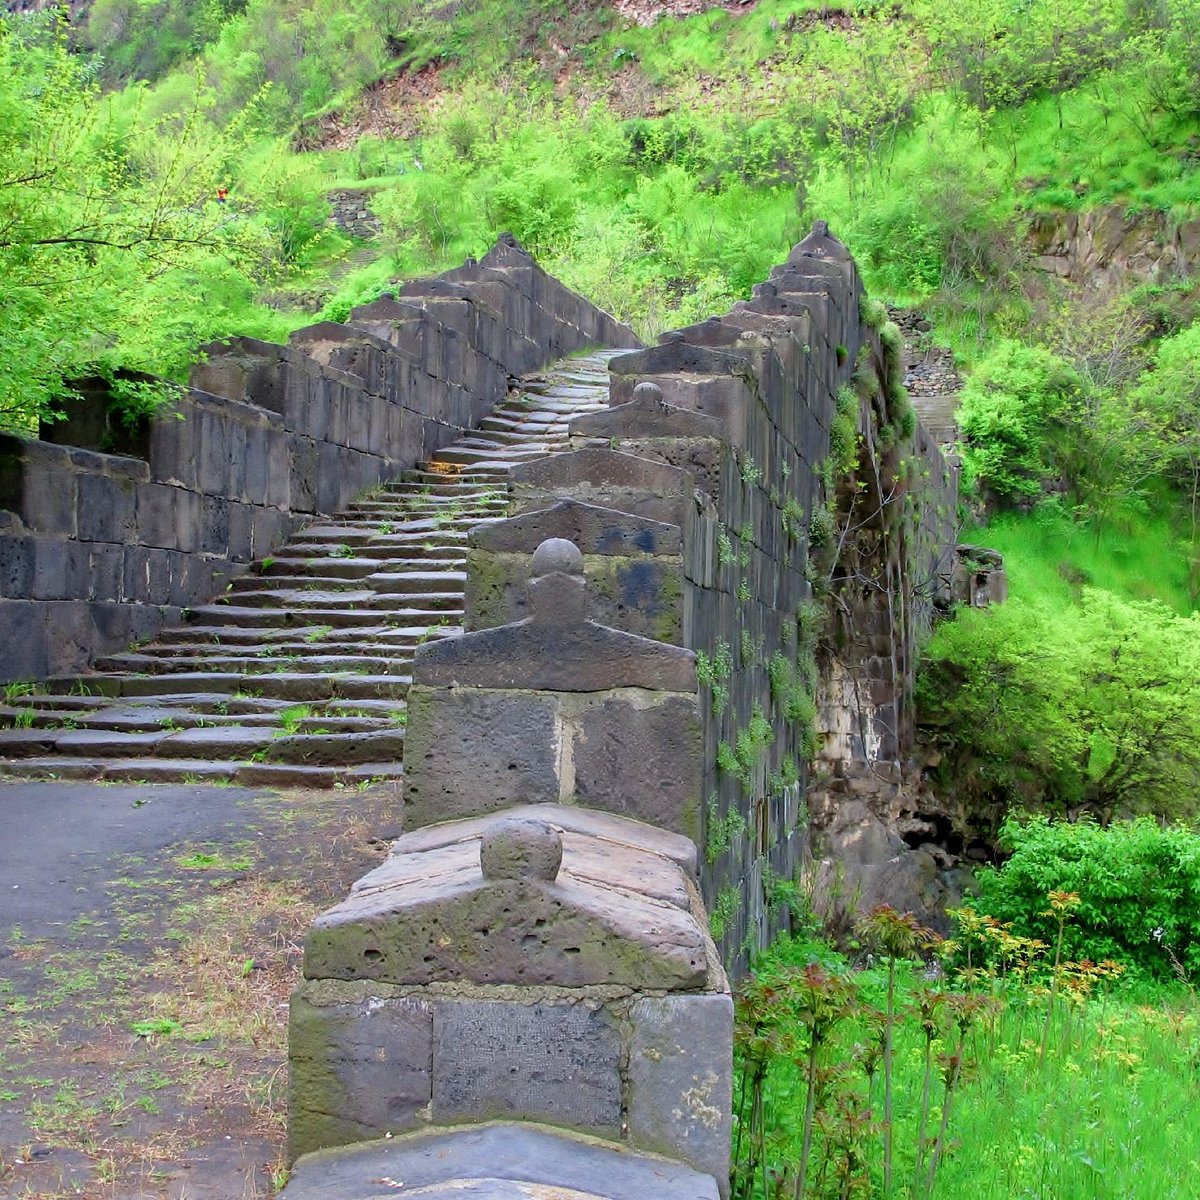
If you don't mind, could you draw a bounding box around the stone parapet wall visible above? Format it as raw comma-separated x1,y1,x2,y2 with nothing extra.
456,223,962,967
285,225,968,1197
0,237,638,683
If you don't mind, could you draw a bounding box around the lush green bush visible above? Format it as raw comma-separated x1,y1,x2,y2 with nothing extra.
0,13,302,430
956,340,1084,502
918,588,1200,820
975,814,1200,980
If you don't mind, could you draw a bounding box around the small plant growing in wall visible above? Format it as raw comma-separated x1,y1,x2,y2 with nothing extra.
705,796,748,864
717,526,736,568
709,885,741,942
696,639,733,716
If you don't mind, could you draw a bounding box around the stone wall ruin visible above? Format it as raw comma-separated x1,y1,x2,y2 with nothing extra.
283,222,981,1195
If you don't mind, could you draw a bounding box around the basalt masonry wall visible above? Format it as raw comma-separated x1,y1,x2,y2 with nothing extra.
288,541,732,1197
0,237,638,683
460,223,962,969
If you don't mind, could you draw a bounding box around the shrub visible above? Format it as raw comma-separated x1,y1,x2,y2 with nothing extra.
956,340,1084,503
974,814,1200,981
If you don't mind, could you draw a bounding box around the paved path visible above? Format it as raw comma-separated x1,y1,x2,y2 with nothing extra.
0,779,396,1198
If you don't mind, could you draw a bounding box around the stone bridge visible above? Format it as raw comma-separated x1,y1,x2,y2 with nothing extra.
0,226,1001,1197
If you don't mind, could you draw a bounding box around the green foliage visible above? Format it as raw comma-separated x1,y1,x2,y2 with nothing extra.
695,638,733,716
829,386,859,476
709,884,741,943
807,505,835,550
956,340,1084,502
719,706,775,794
0,13,305,430
975,814,1200,981
705,795,748,864
919,587,1200,820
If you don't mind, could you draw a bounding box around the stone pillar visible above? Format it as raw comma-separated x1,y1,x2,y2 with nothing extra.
403,538,704,841
288,806,733,1193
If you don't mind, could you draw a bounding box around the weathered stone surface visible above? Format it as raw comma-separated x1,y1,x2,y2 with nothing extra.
628,995,734,1193
509,448,692,528
432,1002,622,1133
281,1123,721,1200
406,539,701,832
388,802,699,877
479,815,563,881
415,544,695,692
607,343,751,382
303,821,709,989
288,986,433,1160
0,239,641,684
468,500,681,560
402,685,561,821
568,383,729,442
465,548,683,642
573,693,704,842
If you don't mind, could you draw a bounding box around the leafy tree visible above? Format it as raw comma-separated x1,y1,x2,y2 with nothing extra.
919,589,1200,821
956,341,1084,503
975,814,1200,980
1131,321,1200,602
0,14,273,430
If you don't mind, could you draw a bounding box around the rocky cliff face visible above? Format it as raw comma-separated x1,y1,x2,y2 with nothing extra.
1029,205,1200,294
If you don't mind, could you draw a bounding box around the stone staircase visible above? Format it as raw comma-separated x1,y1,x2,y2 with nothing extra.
909,392,958,446
0,354,616,785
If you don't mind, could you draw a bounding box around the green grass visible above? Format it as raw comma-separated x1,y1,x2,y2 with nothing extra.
737,928,1200,1199
974,502,1196,614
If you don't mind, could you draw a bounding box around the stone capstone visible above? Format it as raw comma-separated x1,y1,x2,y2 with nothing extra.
302,807,712,990
479,815,563,881
279,1123,721,1200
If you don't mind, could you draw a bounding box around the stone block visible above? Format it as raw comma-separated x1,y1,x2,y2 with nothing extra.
199,495,230,556
148,410,199,490
510,448,691,528
0,599,48,681
414,609,695,693
573,693,703,842
304,815,708,990
32,537,90,601
627,994,734,1192
136,482,181,549
77,472,136,543
469,500,682,560
88,542,124,601
432,1001,621,1135
280,1123,720,1200
10,450,77,537
0,535,34,597
287,435,319,513
465,548,683,643
401,686,560,827
288,983,433,1161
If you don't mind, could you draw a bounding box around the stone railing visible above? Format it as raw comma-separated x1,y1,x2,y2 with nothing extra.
286,539,731,1197
0,237,638,683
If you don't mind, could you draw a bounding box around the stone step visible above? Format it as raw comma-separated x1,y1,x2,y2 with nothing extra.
254,557,385,580
371,571,468,594
215,588,465,612
127,633,447,659
41,672,412,702
0,351,609,785
0,756,404,786
159,622,456,647
93,652,414,676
